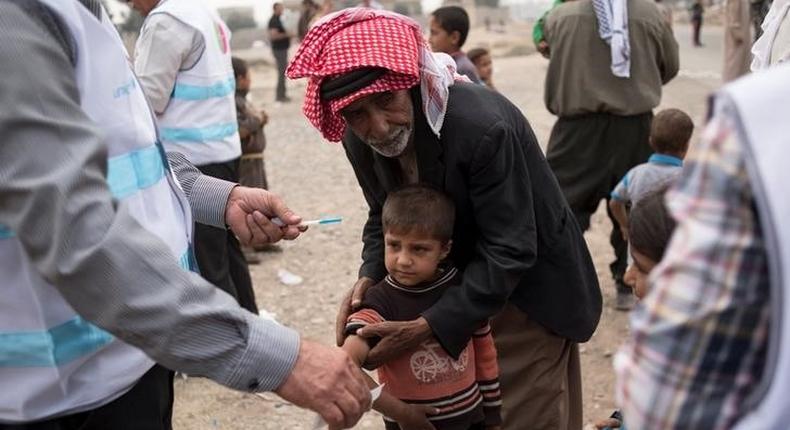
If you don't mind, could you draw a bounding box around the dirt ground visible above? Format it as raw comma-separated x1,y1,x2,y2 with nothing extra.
171,23,722,429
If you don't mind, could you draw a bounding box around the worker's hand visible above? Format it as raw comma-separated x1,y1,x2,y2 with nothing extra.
275,340,372,429
336,277,376,346
356,317,433,368
225,186,305,246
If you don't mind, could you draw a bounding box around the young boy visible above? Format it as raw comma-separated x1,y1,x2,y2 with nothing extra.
595,187,677,430
429,6,482,84
232,56,269,191
343,184,502,430
609,108,693,309
233,57,276,261
467,48,495,90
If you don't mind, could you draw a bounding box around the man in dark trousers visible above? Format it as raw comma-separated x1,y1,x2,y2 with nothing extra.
288,9,601,430
269,2,291,102
543,0,679,310
134,0,259,314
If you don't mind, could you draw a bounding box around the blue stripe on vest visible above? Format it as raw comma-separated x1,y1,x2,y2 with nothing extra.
1,144,168,237
0,225,13,239
0,145,166,239
172,77,235,100
0,250,193,367
160,122,238,143
107,145,167,199
0,317,113,367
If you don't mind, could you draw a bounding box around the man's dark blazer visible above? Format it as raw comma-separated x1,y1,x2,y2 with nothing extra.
342,82,602,357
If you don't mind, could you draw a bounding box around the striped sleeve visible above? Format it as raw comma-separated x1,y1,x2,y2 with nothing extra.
167,151,237,228
473,324,502,426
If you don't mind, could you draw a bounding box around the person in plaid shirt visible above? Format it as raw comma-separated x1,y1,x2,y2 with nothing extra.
614,97,771,428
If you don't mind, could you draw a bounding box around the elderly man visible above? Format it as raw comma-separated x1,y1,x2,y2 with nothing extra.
0,1,369,428
288,9,601,429
131,0,259,313
543,0,679,310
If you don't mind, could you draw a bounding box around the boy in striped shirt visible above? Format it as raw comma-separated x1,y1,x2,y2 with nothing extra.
343,184,502,430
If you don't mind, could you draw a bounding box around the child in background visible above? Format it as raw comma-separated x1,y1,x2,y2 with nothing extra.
232,57,269,191
232,57,275,261
343,184,502,430
532,0,564,57
467,48,495,90
610,109,692,243
429,6,482,84
608,108,692,309
623,187,677,300
595,186,677,430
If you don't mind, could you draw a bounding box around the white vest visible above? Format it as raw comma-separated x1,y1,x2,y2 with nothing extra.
724,63,790,429
143,0,242,166
0,1,193,423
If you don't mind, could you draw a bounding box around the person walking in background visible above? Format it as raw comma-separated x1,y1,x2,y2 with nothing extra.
429,6,482,83
543,0,678,311
690,0,704,46
724,0,752,81
468,47,496,90
297,0,319,41
132,0,259,314
269,2,291,103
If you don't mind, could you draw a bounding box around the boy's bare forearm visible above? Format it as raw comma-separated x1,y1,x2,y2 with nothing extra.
609,199,629,230
342,336,412,420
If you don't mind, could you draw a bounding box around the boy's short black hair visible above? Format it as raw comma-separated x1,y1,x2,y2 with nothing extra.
231,56,248,80
467,47,489,64
382,184,455,243
431,6,470,48
628,186,676,263
650,108,694,155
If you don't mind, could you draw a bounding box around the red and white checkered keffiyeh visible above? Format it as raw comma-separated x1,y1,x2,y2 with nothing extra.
286,8,466,142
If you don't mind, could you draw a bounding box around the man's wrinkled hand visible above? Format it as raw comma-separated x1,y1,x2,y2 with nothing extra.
356,317,432,368
275,340,371,429
538,40,550,58
260,110,269,126
336,277,376,346
224,186,305,247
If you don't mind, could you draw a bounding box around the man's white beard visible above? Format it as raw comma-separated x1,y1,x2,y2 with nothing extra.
366,124,412,158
